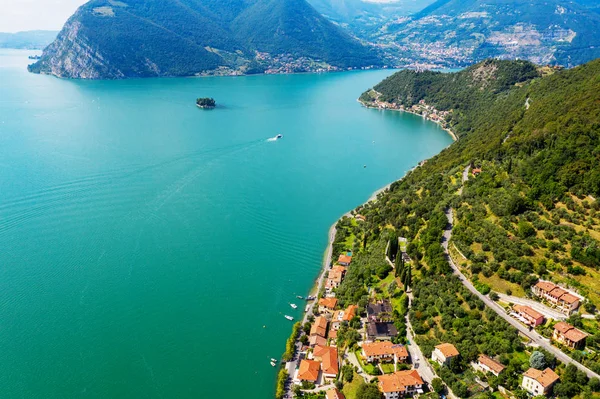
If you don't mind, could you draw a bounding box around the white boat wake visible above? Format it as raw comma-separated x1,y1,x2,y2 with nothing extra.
266,134,283,142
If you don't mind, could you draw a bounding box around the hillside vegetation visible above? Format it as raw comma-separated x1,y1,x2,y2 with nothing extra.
345,58,600,397
369,0,600,68
29,0,380,79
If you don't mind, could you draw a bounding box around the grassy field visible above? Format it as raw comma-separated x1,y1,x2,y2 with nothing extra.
478,273,526,297
342,372,364,399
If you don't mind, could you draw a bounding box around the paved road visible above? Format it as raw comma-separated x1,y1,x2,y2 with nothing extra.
442,208,600,380
497,293,567,321
346,350,373,383
457,165,470,195
406,295,436,384
407,294,459,399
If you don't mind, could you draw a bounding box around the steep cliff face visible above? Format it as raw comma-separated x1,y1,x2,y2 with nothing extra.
29,0,380,79
29,18,123,79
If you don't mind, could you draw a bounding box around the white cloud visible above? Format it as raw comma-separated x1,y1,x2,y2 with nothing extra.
0,0,88,32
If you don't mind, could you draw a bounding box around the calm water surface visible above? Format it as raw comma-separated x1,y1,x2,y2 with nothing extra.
0,49,452,398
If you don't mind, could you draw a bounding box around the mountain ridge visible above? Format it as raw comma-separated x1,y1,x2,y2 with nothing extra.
29,0,381,79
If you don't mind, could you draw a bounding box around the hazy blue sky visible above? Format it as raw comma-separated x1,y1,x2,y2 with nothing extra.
1,0,87,32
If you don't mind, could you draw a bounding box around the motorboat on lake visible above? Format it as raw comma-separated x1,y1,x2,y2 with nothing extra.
284,315,294,321
276,134,283,139
290,303,297,309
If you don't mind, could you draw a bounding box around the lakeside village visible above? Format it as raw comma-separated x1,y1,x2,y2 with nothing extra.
276,208,599,399
360,91,453,138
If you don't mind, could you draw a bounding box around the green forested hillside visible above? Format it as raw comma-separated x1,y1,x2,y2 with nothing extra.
29,0,380,79
344,59,600,396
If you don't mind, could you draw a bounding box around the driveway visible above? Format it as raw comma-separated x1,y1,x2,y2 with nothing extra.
497,293,567,321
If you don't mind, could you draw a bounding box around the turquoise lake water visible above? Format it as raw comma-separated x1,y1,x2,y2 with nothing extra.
0,49,453,398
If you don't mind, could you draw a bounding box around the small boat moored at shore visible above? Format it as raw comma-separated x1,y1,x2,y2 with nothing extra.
296,295,303,299
271,358,278,363
270,361,276,367
290,303,297,309
284,315,294,321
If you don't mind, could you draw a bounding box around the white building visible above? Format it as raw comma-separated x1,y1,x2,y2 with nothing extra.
431,343,459,366
522,368,559,396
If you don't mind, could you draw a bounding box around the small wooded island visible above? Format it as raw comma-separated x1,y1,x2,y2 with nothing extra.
196,97,216,109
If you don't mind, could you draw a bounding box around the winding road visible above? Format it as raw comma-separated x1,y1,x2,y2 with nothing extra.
443,171,600,379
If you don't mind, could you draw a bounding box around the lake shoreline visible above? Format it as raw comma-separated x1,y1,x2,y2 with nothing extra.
279,101,458,395
358,98,458,142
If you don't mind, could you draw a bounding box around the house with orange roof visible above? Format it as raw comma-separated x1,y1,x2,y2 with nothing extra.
378,370,424,399
312,345,339,379
362,341,409,369
325,269,344,290
326,388,345,399
332,265,347,274
532,281,581,315
318,297,338,313
431,343,459,366
337,254,352,266
309,335,327,347
343,305,358,321
310,316,328,338
475,355,505,377
513,305,545,327
522,367,559,396
295,359,321,384
331,305,359,330
553,321,588,349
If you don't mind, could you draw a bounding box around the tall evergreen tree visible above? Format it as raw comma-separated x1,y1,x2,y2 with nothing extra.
403,264,412,291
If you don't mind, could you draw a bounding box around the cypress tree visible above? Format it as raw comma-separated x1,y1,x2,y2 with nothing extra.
403,265,412,291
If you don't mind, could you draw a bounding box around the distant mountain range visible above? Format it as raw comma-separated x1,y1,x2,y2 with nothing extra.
28,0,381,79
306,0,436,37
27,0,600,79
0,31,57,50
371,0,600,68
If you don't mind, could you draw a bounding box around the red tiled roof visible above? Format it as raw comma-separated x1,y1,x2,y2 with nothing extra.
309,335,327,347
314,345,339,376
435,343,459,358
297,360,320,382
514,305,544,320
378,370,423,393
553,321,573,334
326,389,345,399
311,316,328,337
338,254,352,264
524,368,559,388
554,322,588,343
343,305,358,321
319,297,338,309
549,287,567,298
535,281,556,293
478,355,505,374
560,293,580,304
363,341,408,358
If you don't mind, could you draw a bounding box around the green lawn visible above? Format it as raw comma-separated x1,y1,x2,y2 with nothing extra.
380,363,395,374
342,372,364,399
354,350,379,375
